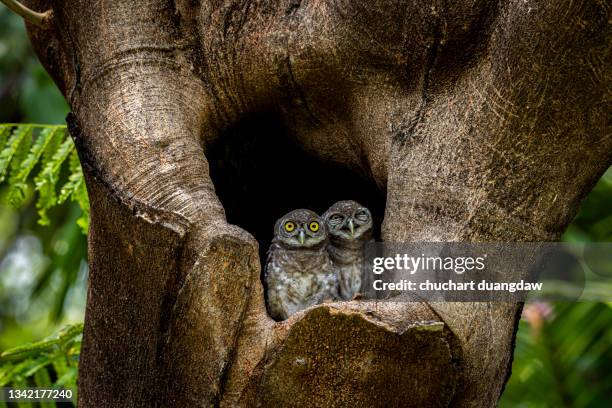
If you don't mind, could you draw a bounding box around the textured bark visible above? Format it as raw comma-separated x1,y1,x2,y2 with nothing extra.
23,0,611,406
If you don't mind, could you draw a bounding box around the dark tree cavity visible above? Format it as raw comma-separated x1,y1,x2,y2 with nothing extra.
207,112,386,261
19,0,612,406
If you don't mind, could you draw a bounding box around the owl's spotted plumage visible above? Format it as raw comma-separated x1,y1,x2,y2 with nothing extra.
323,200,373,300
265,209,338,321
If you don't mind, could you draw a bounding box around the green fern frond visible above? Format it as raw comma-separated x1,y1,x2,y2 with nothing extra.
5,130,32,207
33,366,52,388
0,125,11,149
0,123,89,233
58,150,81,204
8,126,32,181
75,188,90,233
6,127,62,207
0,125,32,183
0,324,83,395
0,323,83,363
58,150,90,234
34,136,75,225
39,125,64,170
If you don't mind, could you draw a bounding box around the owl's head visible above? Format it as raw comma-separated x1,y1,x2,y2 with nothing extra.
323,200,373,243
273,209,328,248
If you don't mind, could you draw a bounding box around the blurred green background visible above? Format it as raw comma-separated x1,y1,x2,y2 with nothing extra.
0,7,610,407
0,8,85,353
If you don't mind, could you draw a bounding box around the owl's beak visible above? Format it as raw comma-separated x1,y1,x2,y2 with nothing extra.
348,219,355,237
299,230,306,245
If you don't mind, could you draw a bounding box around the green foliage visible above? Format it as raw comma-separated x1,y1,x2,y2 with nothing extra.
0,125,30,183
501,166,612,407
0,124,88,234
59,150,89,233
500,303,612,408
0,323,82,405
0,10,84,398
563,168,612,243
0,9,84,341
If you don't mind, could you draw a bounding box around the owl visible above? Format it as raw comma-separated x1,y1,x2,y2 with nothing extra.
323,200,373,300
265,209,339,321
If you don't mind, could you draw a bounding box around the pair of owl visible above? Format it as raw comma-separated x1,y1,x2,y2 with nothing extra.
265,200,373,321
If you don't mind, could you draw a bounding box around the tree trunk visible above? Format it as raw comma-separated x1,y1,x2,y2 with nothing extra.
23,0,611,406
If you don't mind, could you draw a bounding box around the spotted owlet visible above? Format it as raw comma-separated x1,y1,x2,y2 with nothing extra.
265,209,338,321
323,200,373,300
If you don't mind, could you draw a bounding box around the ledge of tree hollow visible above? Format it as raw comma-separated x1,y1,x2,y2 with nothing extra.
259,306,456,407
208,299,459,407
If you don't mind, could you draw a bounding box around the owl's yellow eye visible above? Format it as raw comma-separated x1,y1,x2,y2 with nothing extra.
309,221,320,232
284,221,295,232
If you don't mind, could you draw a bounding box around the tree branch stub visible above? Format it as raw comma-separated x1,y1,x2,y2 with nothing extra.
1,0,52,28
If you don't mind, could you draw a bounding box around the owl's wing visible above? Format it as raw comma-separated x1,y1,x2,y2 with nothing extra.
263,243,279,280
320,257,340,300
264,247,289,321
359,238,375,298
266,284,287,321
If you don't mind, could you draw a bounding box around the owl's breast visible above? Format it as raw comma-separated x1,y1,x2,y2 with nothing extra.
275,247,331,273
328,244,364,266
